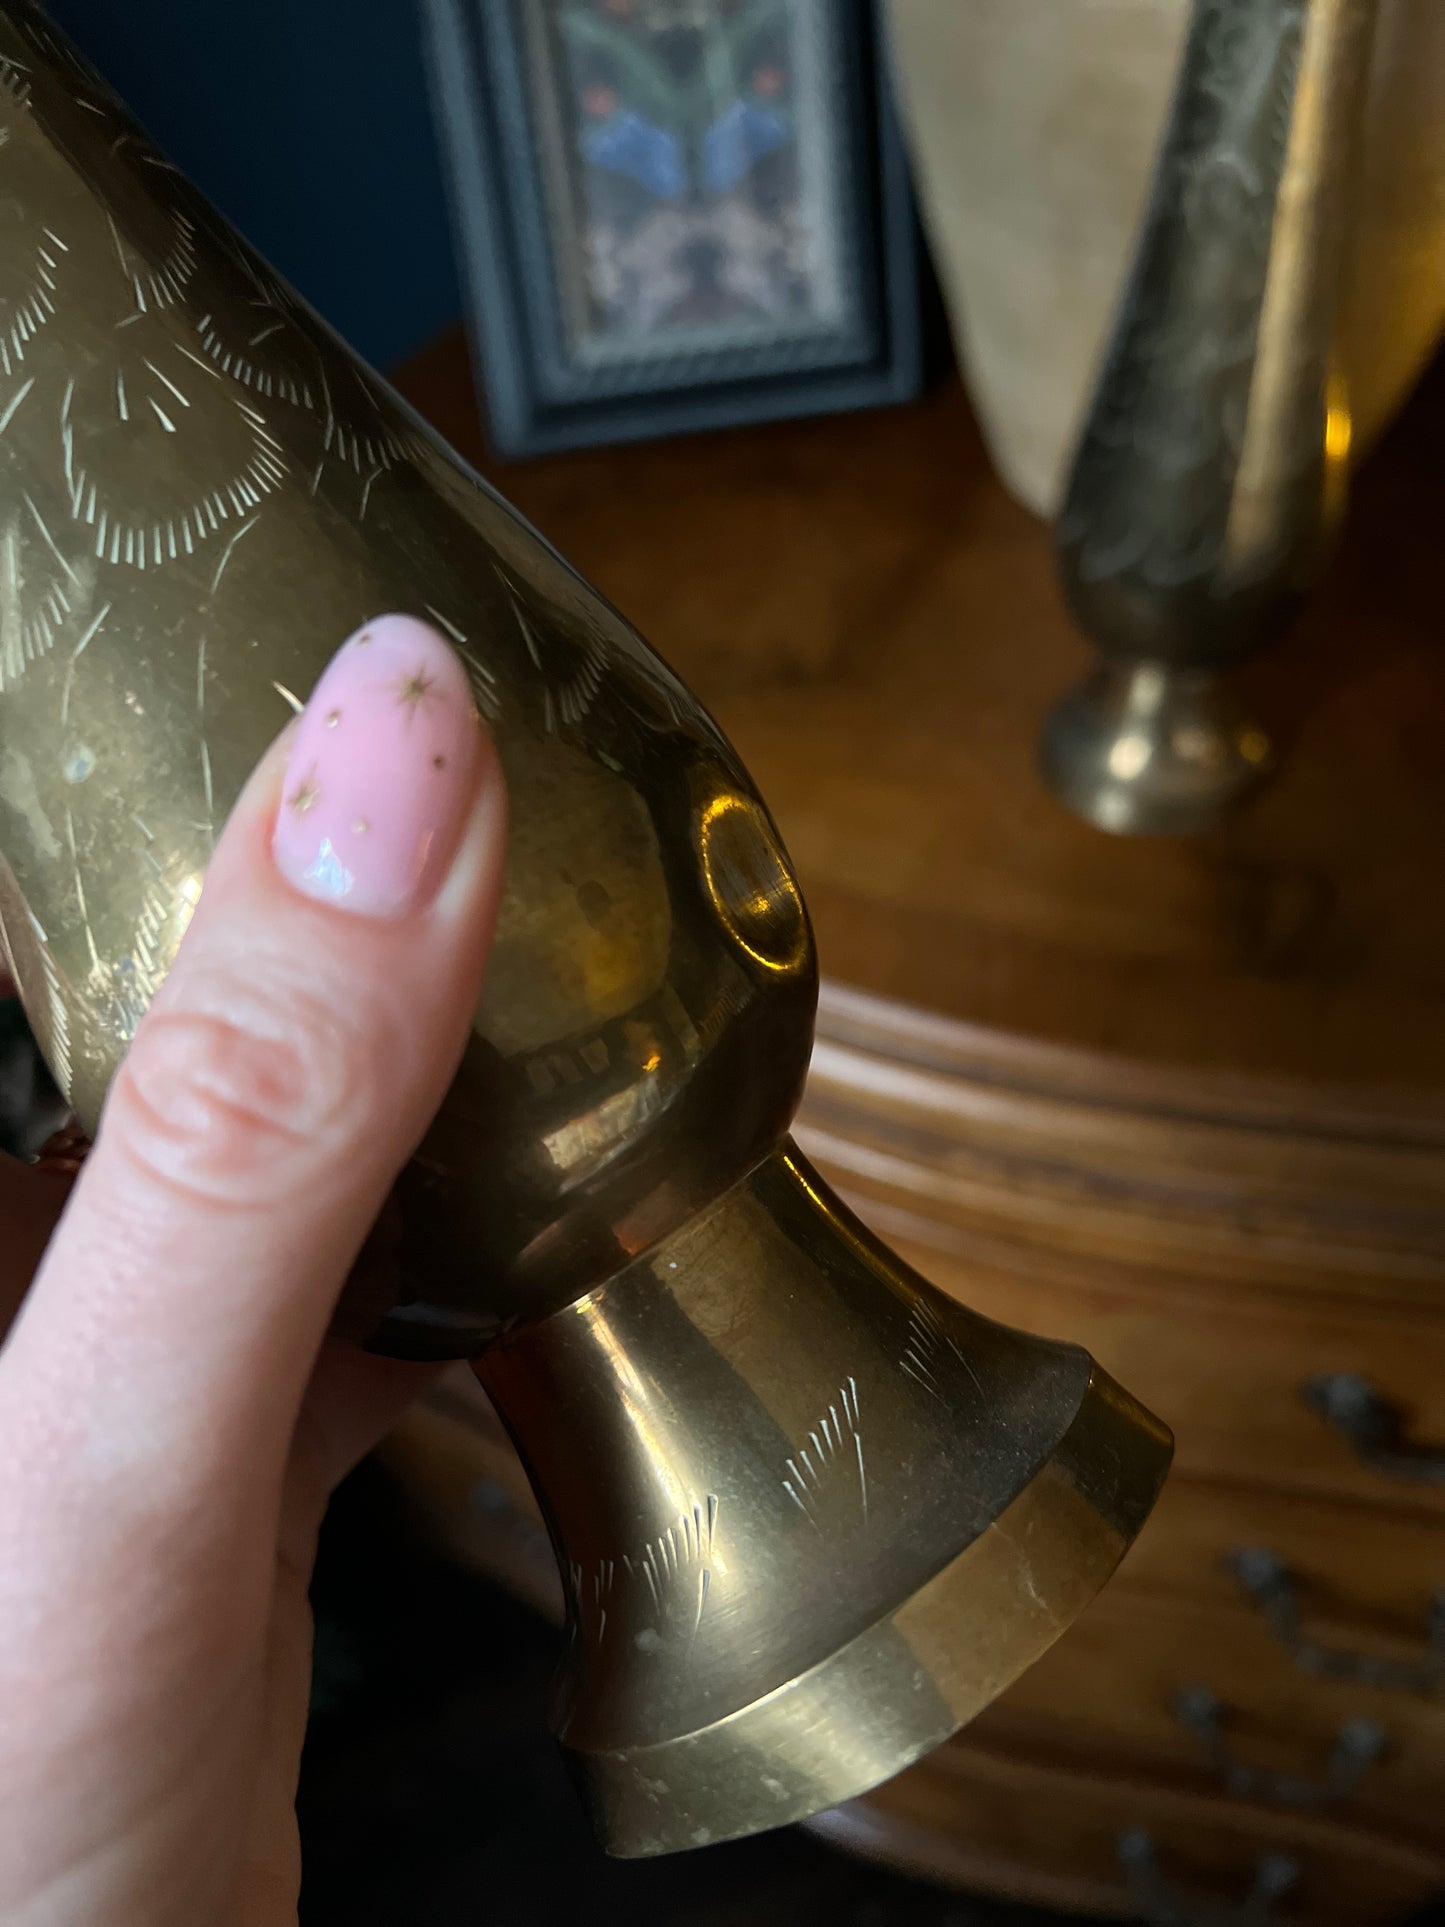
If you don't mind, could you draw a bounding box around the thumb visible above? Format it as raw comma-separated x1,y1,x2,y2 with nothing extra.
0,613,506,1544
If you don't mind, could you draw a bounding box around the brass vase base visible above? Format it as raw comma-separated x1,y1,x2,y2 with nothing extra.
1041,664,1274,838
477,1146,1172,1857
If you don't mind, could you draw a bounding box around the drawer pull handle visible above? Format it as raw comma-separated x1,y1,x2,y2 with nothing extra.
1229,1546,1445,1695
1119,1829,1297,1925
1303,1373,1445,1483
1172,1685,1384,1809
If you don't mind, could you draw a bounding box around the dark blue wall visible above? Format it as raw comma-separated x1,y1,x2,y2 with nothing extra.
44,0,464,370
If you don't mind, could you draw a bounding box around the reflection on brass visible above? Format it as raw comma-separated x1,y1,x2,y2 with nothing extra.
696,788,810,977
0,5,1171,1858
1043,0,1378,835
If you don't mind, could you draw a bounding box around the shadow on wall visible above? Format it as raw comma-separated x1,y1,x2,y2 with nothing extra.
42,0,464,370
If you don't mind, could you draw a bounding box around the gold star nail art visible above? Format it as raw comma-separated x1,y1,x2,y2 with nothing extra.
287,767,320,815
352,817,370,835
325,709,342,728
396,666,438,712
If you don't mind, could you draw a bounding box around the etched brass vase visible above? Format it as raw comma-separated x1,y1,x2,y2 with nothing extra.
0,4,1171,1856
1042,0,1378,835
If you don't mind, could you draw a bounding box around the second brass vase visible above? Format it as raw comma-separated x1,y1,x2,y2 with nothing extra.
1044,0,1380,834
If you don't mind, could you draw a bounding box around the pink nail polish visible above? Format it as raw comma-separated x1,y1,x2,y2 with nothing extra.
272,614,481,917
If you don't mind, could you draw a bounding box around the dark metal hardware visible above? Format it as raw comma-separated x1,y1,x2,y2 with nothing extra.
1303,1373,1445,1483
1228,1545,1445,1695
1119,1829,1298,1925
1172,1685,1384,1809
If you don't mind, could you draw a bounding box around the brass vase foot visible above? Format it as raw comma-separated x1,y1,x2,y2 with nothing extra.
479,1146,1171,1857
1041,664,1273,838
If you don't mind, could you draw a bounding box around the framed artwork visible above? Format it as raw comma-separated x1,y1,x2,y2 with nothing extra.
422,0,924,455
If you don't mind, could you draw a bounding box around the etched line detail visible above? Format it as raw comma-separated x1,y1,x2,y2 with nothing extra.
571,1494,720,1649
494,563,604,735
901,1295,984,1403
64,368,285,563
0,376,36,437
0,521,19,688
101,200,198,320
145,357,192,409
568,1556,617,1646
59,601,111,726
208,512,259,595
25,906,71,1099
783,1378,866,1526
0,53,33,106
0,146,62,373
423,601,499,720
64,806,100,974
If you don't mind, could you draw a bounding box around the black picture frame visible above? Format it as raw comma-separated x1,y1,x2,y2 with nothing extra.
421,0,924,457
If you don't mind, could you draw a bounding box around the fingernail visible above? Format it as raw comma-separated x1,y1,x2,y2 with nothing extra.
272,614,482,917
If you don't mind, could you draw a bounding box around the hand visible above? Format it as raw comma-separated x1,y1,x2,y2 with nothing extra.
0,616,507,1927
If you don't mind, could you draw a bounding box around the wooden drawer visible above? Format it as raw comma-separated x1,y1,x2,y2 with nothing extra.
977,1586,1445,1849
814,1735,1445,1924
1115,1471,1445,1653
799,988,1445,1323
860,1207,1445,1517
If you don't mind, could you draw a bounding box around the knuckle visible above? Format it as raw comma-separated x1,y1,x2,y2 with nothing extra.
108,969,379,1207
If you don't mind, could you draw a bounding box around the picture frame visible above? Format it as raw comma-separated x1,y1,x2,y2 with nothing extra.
421,0,924,457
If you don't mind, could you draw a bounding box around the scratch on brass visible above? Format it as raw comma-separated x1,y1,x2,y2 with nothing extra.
59,601,109,726
23,491,78,584
0,376,36,437
209,512,259,595
63,806,99,974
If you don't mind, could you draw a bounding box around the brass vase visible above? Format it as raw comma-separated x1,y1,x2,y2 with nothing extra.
0,3,1171,1856
1042,0,1379,835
